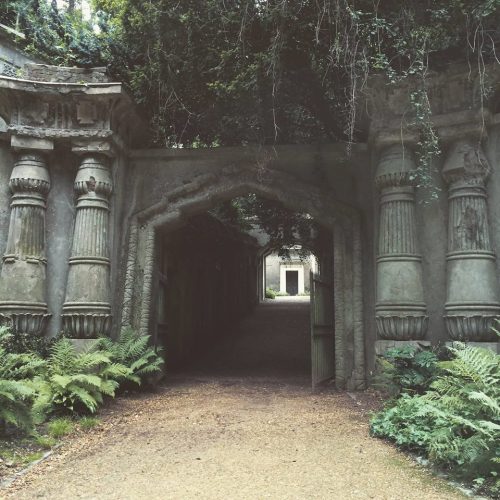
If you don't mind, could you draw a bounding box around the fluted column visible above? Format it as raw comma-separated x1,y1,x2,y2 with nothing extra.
375,144,428,340
62,154,113,338
0,151,51,335
442,139,500,341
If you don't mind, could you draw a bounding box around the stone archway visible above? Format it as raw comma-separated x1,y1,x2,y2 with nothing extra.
120,168,366,390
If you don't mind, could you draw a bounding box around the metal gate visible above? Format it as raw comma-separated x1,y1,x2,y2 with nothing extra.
310,271,335,389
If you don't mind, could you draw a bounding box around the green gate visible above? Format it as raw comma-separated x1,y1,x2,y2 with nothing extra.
310,271,335,389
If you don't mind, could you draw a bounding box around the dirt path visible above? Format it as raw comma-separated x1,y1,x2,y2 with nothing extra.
1,300,466,499
3,377,464,500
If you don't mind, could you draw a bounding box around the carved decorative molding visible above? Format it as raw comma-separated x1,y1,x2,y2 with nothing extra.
442,139,500,341
62,153,113,339
376,315,429,340
445,315,498,341
375,144,428,340
0,151,51,335
61,313,112,339
10,313,51,336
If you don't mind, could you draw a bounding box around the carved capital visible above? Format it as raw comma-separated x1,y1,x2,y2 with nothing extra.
442,139,490,187
74,155,113,200
374,144,417,190
9,153,51,199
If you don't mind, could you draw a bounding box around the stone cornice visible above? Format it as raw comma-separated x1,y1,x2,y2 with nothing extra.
0,73,147,150
366,63,500,148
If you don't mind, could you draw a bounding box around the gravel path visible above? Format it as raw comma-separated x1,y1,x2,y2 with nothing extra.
3,378,464,500
1,298,466,499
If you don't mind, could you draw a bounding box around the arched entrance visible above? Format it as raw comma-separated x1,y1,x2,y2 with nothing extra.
120,168,366,390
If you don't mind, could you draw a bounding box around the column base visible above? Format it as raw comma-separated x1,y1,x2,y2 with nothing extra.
376,314,428,340
0,312,51,335
444,315,499,341
61,313,112,339
375,340,431,356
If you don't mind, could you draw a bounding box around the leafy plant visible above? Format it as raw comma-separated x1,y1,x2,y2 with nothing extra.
92,327,164,388
0,327,45,433
32,339,129,418
373,345,440,396
371,343,500,496
265,288,276,300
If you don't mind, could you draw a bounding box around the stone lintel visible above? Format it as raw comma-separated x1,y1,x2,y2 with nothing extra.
370,109,491,151
71,139,115,157
370,130,419,152
375,340,431,356
11,134,53,152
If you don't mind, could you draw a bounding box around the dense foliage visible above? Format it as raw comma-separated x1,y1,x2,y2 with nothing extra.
374,345,440,397
372,343,500,497
2,1,500,152
0,326,164,433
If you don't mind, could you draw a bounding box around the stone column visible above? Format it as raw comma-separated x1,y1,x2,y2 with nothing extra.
61,154,113,338
375,144,428,341
0,141,52,335
442,139,500,341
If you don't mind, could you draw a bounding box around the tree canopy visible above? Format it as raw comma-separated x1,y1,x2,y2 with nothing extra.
1,0,500,149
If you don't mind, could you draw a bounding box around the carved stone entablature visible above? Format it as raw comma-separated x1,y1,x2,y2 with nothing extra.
0,147,52,335
442,139,500,341
375,144,429,340
366,63,500,147
62,151,113,339
0,64,146,150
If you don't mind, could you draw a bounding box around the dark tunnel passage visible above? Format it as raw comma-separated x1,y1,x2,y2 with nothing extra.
152,201,334,380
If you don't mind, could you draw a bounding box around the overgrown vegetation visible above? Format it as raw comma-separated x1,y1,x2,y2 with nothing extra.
2,1,500,171
0,326,164,435
372,343,500,497
373,344,441,397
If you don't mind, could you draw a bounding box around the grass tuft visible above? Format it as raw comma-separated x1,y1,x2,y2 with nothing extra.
47,418,74,439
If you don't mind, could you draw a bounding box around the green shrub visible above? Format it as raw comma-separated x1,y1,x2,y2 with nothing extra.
32,339,130,418
373,345,440,396
92,327,164,388
371,343,500,496
265,288,276,299
0,328,45,433
0,326,55,357
48,417,74,438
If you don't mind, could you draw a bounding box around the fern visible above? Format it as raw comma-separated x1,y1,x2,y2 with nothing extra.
371,343,500,494
0,330,44,433
32,339,129,418
92,327,164,388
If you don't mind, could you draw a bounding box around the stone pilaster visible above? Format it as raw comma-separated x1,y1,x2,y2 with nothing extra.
0,140,52,335
375,144,428,340
442,139,500,341
61,153,113,338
